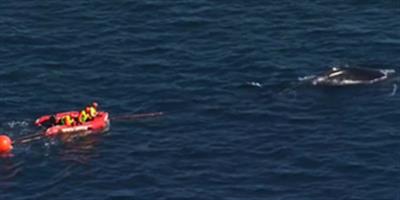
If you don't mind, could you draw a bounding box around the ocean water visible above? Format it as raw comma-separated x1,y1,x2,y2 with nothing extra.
1,1,400,199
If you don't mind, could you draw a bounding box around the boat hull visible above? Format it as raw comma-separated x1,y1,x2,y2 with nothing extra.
35,111,110,137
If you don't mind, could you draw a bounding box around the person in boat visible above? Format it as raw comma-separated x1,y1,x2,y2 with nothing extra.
77,102,98,124
60,115,76,126
41,115,57,128
86,102,98,120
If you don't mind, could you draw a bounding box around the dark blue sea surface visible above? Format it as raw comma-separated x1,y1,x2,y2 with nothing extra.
1,1,400,199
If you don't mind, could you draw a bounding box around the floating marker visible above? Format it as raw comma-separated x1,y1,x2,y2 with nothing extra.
0,135,13,153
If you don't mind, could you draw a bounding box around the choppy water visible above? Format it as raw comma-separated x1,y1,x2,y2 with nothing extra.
1,1,400,199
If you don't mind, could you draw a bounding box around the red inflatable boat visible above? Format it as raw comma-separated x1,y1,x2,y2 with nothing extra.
35,111,110,137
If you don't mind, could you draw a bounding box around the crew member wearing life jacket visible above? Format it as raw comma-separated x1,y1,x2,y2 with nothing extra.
60,115,76,126
78,102,98,124
85,102,98,120
78,110,89,124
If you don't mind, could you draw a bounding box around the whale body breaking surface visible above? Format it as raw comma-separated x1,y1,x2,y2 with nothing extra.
310,67,396,86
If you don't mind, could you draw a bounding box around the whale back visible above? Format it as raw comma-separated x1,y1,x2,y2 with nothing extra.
312,67,393,86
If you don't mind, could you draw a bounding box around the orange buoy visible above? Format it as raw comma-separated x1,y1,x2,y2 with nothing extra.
0,135,13,153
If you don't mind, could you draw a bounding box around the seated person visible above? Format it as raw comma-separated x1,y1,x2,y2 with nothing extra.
60,115,76,126
78,102,98,124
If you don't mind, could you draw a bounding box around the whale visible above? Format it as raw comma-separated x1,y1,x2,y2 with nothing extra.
311,67,395,86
